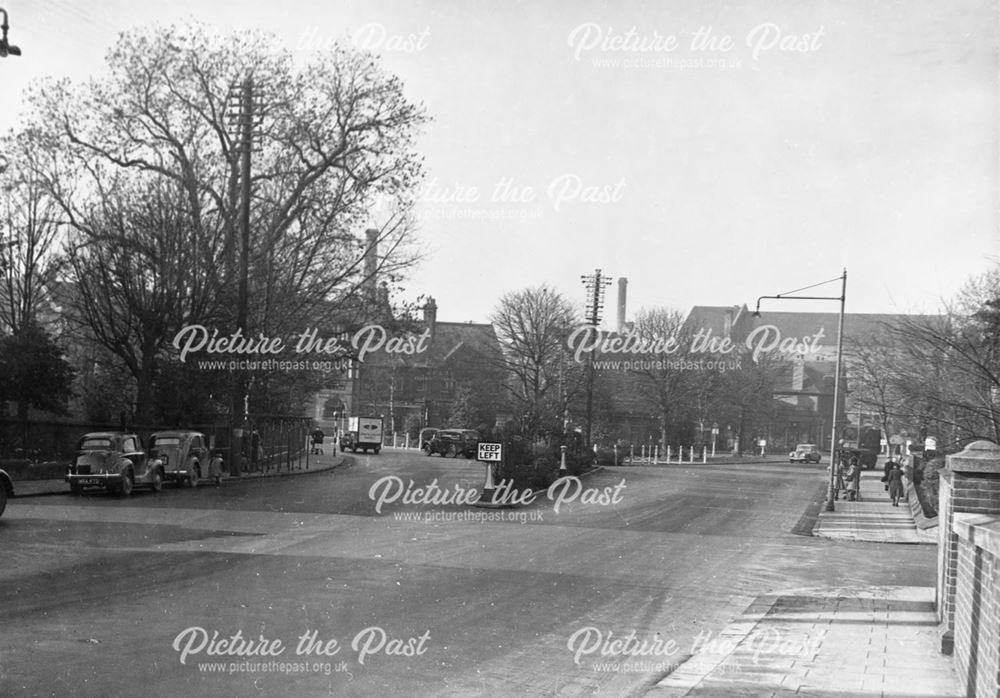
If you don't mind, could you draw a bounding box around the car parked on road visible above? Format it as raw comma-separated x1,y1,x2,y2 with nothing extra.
0,468,13,518
66,432,165,496
789,443,822,463
148,430,223,487
418,428,439,454
426,429,480,459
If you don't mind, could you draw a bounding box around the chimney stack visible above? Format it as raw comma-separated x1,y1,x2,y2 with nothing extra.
424,297,437,338
616,278,628,333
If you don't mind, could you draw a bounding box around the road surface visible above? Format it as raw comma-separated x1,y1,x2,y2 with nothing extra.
0,449,935,696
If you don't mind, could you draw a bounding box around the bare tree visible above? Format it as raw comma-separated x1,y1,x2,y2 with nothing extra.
21,23,427,418
627,307,696,446
843,331,908,448
491,285,583,436
0,131,65,335
64,175,213,422
889,310,1000,446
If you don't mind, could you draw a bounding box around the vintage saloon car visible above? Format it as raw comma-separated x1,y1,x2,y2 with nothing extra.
0,468,13,518
66,432,164,496
789,443,823,463
148,430,223,487
426,429,480,458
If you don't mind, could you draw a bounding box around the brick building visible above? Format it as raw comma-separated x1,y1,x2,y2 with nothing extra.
309,297,504,438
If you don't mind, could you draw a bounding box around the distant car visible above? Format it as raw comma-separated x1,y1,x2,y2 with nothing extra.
427,429,480,459
418,428,439,455
66,432,165,496
339,432,355,452
789,443,822,463
148,430,223,487
0,468,13,518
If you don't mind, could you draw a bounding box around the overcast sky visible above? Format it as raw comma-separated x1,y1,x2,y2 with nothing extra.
1,0,996,324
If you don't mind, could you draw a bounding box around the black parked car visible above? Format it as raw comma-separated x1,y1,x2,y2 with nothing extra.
426,429,480,459
0,468,13,518
418,428,439,454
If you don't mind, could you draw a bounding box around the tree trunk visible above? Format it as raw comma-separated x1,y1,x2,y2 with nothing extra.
134,355,158,425
17,398,30,457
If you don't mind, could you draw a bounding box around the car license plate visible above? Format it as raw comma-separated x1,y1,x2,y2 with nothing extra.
78,478,103,486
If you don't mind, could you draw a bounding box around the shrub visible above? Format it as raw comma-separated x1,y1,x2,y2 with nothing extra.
496,454,558,491
918,456,945,517
595,447,619,466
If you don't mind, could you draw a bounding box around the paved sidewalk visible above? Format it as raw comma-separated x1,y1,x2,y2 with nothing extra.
648,466,957,696
650,586,960,697
12,451,347,497
812,470,937,545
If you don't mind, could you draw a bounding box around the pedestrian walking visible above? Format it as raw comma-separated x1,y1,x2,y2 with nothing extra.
844,461,861,501
881,459,894,491
250,428,262,471
887,462,905,506
311,427,325,455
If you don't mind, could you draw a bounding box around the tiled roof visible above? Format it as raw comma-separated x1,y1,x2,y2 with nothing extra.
364,321,501,368
685,307,943,347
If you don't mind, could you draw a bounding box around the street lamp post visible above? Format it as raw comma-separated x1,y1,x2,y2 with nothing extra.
0,8,22,57
753,269,847,512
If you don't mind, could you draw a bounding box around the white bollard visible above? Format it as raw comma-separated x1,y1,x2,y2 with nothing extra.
630,444,634,464
654,445,659,464
702,446,707,463
666,445,672,463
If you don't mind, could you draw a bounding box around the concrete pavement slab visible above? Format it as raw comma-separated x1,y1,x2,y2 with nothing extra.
648,586,961,697
812,470,937,544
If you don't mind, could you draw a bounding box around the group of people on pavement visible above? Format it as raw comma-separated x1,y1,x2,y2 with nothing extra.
832,452,905,506
834,452,862,501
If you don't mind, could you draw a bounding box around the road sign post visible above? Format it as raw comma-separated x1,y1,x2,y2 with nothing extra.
477,442,502,505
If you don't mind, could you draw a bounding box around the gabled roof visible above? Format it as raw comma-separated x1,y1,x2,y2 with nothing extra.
363,320,502,368
684,305,752,337
685,307,943,348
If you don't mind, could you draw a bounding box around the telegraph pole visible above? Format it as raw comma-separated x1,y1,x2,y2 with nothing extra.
580,269,611,451
225,76,257,476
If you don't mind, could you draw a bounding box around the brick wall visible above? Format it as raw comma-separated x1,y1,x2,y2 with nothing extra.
938,473,956,646
952,514,1000,698
937,440,1000,697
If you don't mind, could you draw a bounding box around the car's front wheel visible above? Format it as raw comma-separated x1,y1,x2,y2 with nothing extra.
151,469,164,493
447,444,458,458
119,470,134,497
0,484,7,517
188,463,201,488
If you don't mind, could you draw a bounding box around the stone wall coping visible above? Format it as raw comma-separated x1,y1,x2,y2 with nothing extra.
953,512,1000,557
946,440,1000,474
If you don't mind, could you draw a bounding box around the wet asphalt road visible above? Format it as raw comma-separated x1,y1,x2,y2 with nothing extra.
0,450,935,697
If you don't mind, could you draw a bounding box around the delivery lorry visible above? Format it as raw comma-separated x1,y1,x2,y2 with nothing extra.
345,417,383,454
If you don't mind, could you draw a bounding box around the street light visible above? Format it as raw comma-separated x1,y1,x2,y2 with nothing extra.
0,9,22,57
752,269,847,512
